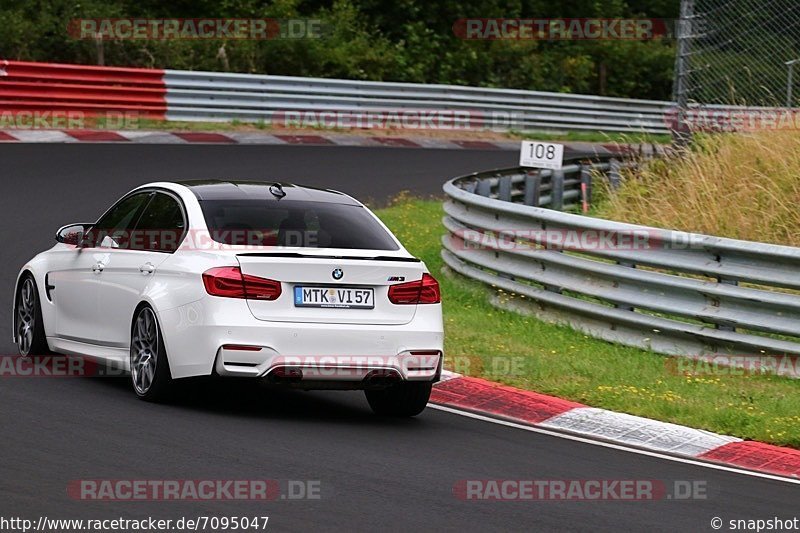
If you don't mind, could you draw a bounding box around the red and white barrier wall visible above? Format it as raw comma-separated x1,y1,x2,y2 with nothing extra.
0,60,166,120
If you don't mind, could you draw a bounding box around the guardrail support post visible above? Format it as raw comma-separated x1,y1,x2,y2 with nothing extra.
523,171,541,207
580,165,593,211
551,170,565,211
477,179,492,197
608,158,622,190
499,175,512,202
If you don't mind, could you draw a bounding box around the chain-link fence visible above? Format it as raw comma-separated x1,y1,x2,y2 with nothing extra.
674,0,800,108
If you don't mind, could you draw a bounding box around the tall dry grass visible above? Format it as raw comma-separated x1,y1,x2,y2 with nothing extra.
598,131,800,246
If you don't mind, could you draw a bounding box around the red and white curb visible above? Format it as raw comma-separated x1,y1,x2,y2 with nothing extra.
0,129,522,150
431,373,800,479
0,129,649,157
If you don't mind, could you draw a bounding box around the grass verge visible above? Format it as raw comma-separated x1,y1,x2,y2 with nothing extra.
375,197,800,448
596,131,800,246
516,130,672,145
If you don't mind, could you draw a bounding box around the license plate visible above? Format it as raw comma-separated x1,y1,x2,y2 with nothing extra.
294,286,374,309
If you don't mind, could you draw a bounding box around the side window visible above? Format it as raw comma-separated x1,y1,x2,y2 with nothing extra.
130,193,186,252
88,193,150,248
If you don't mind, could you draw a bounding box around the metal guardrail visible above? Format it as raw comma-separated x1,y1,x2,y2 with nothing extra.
163,69,672,133
0,60,779,135
441,159,800,357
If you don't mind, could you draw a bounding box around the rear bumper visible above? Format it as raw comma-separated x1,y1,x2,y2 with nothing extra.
216,348,442,387
156,296,444,381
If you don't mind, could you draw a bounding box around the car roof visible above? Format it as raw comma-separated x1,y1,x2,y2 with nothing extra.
175,180,359,205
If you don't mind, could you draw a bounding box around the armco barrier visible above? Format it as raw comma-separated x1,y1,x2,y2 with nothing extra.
0,60,166,119
0,60,777,134
0,60,672,133
441,160,800,357
162,69,672,133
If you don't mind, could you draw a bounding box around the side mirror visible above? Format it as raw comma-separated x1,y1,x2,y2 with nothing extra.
55,223,88,246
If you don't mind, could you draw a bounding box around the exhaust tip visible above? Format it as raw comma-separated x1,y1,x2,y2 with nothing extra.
267,366,304,384
363,369,402,388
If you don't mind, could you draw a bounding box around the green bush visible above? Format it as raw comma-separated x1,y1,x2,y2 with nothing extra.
0,0,678,100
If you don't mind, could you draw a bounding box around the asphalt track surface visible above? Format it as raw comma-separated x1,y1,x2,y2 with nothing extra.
1,144,797,532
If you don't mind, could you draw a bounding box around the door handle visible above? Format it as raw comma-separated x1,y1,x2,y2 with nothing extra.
139,262,155,275
92,262,104,273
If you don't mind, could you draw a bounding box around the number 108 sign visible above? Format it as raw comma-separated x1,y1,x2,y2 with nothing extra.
519,141,564,170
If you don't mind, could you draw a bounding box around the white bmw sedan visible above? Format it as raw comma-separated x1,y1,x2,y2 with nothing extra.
13,181,443,416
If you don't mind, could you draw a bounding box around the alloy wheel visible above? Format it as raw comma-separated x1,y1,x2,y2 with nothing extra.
131,308,159,395
16,278,36,355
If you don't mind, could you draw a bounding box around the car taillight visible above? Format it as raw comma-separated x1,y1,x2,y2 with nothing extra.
202,266,282,301
388,273,441,304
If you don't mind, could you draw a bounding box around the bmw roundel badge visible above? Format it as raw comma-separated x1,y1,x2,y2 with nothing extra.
332,268,344,280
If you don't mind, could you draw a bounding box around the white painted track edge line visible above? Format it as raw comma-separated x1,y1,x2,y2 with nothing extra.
428,403,800,485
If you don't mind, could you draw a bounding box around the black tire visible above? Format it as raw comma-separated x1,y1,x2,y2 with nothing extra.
15,274,51,357
365,381,432,417
130,306,173,402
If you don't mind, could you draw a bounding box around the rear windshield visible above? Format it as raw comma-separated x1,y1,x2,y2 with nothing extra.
199,199,400,250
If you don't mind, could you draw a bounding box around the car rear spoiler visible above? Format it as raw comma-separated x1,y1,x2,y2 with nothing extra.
235,252,421,263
